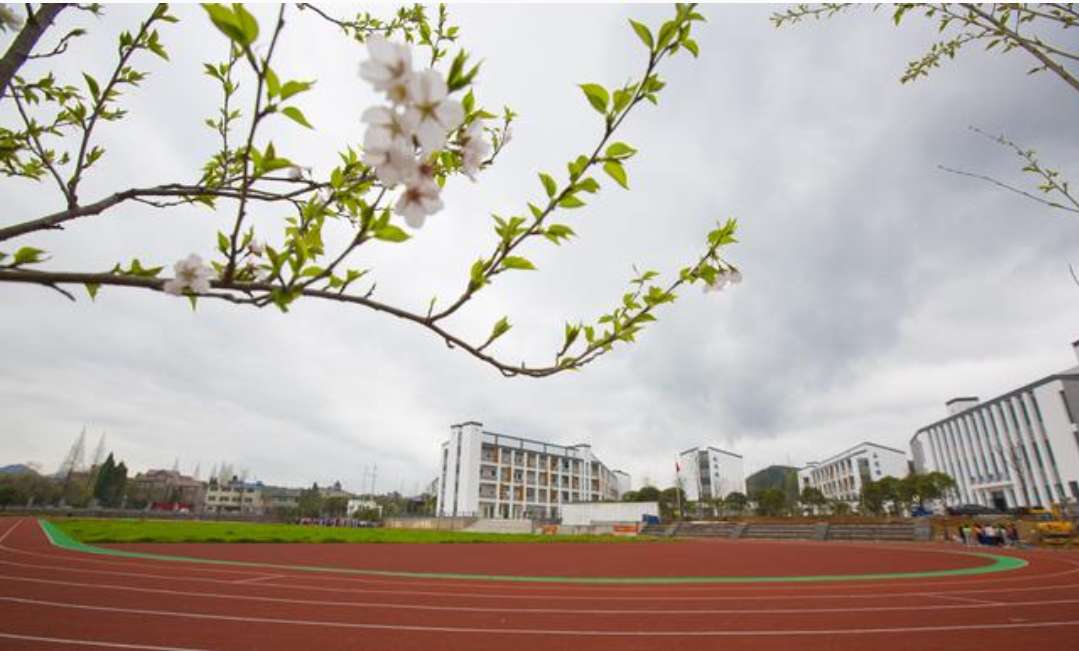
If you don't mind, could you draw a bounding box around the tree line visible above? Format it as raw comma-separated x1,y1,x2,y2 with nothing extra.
621,471,957,519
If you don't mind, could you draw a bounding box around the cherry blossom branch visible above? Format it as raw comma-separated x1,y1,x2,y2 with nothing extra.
0,3,69,100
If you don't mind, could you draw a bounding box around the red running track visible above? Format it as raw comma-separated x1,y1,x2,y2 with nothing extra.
2,516,1079,650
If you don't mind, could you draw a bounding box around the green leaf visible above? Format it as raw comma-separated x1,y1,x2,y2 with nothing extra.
203,4,247,45
501,256,536,271
233,3,260,45
217,231,229,254
85,282,100,301
281,106,313,129
683,38,700,58
469,258,488,289
603,160,628,189
558,193,585,209
373,225,410,242
629,19,654,50
82,73,100,103
544,223,576,245
576,177,600,193
489,316,511,341
279,80,314,101
265,66,281,98
606,142,637,159
13,247,45,266
578,83,609,114
539,172,557,197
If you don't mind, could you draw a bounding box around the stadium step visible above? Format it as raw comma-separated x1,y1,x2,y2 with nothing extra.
826,524,917,541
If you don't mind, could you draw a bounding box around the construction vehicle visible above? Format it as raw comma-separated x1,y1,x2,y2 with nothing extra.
1029,504,1076,545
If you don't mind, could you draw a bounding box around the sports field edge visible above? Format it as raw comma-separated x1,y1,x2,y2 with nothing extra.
36,518,1029,585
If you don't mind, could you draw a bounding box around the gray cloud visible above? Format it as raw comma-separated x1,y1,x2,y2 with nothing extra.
1,4,1076,491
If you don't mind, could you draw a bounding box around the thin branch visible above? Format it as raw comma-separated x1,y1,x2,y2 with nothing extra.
0,182,327,243
27,27,85,60
961,3,1079,92
10,89,73,204
224,4,287,283
430,38,672,323
66,11,158,207
937,165,1079,214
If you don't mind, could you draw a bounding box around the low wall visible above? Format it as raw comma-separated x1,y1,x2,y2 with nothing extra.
381,516,476,530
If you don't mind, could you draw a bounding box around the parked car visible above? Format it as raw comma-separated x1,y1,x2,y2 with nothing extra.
947,504,1002,516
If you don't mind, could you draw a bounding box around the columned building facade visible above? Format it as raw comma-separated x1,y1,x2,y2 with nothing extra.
910,341,1079,511
798,442,909,506
436,421,630,519
677,446,745,501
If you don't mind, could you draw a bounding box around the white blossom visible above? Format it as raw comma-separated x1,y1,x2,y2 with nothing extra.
459,120,491,181
361,105,417,152
359,34,413,105
395,175,443,228
248,240,264,257
404,70,464,154
363,138,418,187
703,268,742,293
162,254,214,296
286,165,310,181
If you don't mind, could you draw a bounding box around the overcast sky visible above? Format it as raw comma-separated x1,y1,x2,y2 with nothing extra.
2,4,1077,494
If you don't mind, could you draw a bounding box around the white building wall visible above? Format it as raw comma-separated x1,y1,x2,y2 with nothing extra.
799,442,908,506
437,422,629,519
678,446,744,501
910,352,1079,509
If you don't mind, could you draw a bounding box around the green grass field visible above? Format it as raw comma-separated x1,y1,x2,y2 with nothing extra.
49,518,662,544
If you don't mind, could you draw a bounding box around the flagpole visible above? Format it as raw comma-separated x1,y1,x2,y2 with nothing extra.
675,458,683,520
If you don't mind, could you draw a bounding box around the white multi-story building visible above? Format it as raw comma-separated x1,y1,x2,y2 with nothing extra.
436,421,630,519
798,442,909,505
678,446,745,501
910,340,1079,511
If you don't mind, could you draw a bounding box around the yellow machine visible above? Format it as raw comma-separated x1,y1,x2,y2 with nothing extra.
1030,505,1076,545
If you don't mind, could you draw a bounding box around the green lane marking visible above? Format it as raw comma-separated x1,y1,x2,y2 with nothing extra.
38,519,1028,585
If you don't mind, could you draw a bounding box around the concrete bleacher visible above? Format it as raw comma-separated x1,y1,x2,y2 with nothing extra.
675,521,740,538
739,523,819,540
826,523,917,541
640,523,676,537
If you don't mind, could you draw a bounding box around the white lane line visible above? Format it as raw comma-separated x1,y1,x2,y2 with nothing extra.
232,574,282,585
0,520,21,545
3,556,1079,605
932,593,1005,606
0,632,210,650
4,573,1079,616
4,596,1079,637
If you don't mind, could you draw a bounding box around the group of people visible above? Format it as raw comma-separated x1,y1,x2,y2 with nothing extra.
951,522,1020,547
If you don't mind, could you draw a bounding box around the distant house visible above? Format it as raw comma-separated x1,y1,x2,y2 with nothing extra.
130,469,206,510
